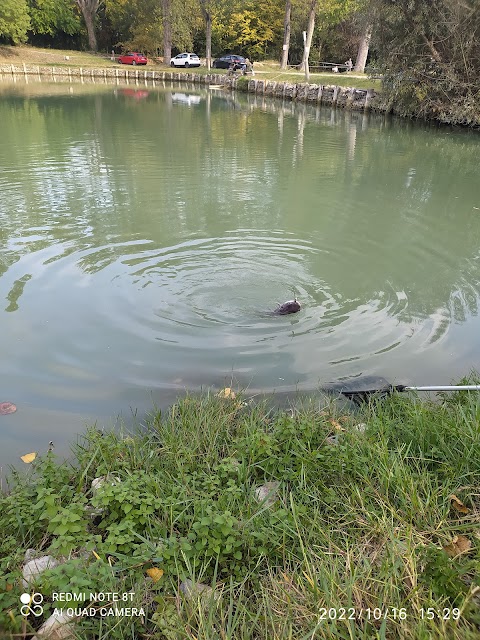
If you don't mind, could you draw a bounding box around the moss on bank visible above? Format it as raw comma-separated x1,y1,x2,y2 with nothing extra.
0,389,479,639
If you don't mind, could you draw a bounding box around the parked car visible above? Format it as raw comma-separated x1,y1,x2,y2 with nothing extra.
212,54,246,69
118,52,148,65
170,53,201,68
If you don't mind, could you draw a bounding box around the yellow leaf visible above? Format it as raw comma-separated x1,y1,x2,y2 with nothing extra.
217,387,235,399
92,550,101,560
6,583,13,591
20,452,37,463
450,494,471,514
443,535,472,557
146,567,164,582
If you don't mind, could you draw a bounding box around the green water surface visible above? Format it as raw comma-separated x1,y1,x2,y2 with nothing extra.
1,77,479,467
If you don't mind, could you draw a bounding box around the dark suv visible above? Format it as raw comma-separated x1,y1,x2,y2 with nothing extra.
212,54,246,69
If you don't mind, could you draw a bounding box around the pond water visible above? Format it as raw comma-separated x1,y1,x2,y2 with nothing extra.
1,76,480,469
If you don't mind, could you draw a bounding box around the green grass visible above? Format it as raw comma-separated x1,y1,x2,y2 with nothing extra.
0,386,478,638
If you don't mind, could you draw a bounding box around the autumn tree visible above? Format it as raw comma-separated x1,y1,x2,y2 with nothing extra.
221,0,284,60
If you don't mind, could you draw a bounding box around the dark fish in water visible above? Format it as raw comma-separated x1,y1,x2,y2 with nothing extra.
273,299,301,315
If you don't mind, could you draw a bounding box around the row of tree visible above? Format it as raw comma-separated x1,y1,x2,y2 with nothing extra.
1,0,479,126
0,0,375,71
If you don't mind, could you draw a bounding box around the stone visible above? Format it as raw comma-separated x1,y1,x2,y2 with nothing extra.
22,556,59,588
90,475,120,494
24,548,37,563
32,610,76,640
254,481,280,506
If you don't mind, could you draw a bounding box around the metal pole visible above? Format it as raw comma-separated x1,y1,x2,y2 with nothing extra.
405,385,480,392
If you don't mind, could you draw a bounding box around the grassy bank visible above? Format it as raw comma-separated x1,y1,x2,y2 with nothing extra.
0,388,479,639
0,46,380,91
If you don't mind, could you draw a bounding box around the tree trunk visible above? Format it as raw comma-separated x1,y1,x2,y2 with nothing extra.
201,3,212,70
162,0,172,65
280,0,291,70
300,0,317,77
354,23,372,72
76,0,99,52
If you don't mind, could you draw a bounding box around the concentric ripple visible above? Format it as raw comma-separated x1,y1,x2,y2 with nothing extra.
122,231,329,340
79,229,436,386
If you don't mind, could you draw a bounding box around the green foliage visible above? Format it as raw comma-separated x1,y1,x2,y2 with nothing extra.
419,545,478,604
0,452,80,549
192,509,243,564
0,550,24,631
282,0,363,65
0,0,31,43
1,391,480,637
27,0,81,37
91,471,164,553
107,0,201,55
373,0,480,126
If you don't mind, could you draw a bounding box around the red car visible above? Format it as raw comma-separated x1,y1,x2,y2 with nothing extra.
118,52,148,66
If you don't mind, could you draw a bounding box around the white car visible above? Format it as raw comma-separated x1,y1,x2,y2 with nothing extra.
170,53,201,68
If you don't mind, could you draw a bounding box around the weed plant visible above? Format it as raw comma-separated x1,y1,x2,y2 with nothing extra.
0,388,478,639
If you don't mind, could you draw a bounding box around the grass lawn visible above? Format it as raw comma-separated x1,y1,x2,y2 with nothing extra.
0,386,478,639
0,46,381,91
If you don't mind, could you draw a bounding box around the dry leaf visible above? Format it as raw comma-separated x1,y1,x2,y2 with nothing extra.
20,452,37,463
450,494,471,514
6,583,13,592
443,535,472,557
0,402,16,415
329,419,345,431
217,387,235,399
146,567,164,582
303,571,315,588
